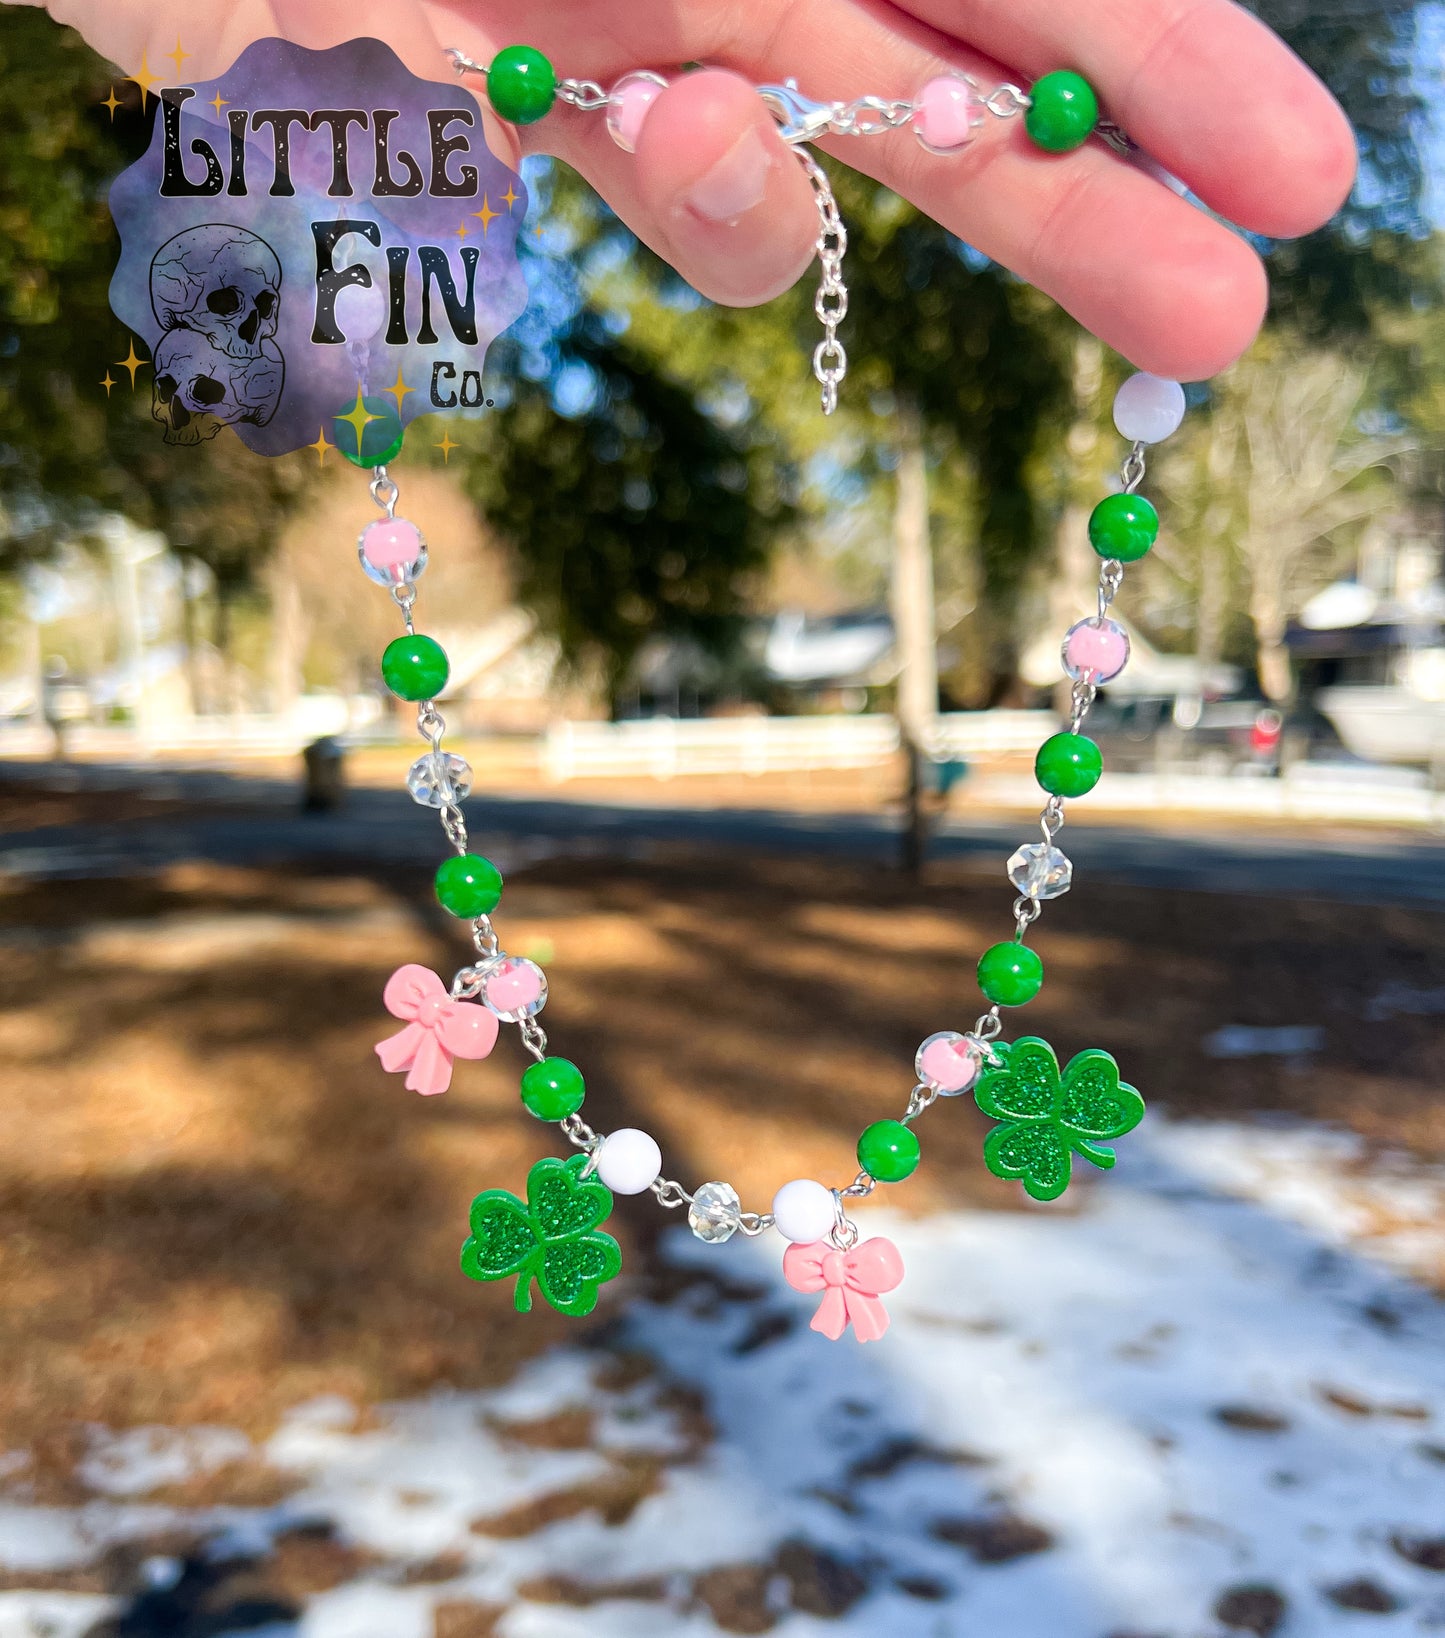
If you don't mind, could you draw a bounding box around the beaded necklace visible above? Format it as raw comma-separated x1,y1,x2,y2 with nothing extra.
360,44,1185,1339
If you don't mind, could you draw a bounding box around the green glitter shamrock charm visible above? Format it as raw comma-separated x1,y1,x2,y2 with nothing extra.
975,1036,1144,1202
460,1153,622,1316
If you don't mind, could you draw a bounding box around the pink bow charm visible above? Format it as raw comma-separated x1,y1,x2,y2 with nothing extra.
375,964,499,1095
783,1236,905,1343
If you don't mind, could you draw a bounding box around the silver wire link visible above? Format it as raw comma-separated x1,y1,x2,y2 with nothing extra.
830,1189,860,1251
445,47,485,77
518,1015,549,1061
1098,560,1126,620
651,1177,692,1210
904,1081,939,1122
562,1113,601,1152
984,84,1032,118
471,915,500,963
1069,675,1099,733
557,77,609,110
369,470,399,517
1096,118,1133,156
1013,896,1043,935
1120,441,1148,493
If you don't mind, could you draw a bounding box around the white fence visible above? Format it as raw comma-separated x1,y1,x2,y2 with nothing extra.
542,712,1052,783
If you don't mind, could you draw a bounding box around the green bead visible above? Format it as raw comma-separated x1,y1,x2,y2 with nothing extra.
1035,732,1103,798
381,634,449,701
857,1118,921,1184
978,941,1044,1007
1089,493,1158,563
520,1057,586,1121
488,45,556,125
335,394,404,468
1024,70,1099,152
435,853,503,918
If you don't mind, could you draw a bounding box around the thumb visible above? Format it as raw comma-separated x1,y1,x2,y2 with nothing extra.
628,69,819,307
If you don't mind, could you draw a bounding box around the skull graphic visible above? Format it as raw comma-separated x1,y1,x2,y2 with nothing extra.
151,327,285,446
150,224,282,359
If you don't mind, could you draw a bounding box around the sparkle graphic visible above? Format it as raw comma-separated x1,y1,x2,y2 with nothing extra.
99,371,116,396
102,86,122,120
336,389,381,457
307,427,334,466
435,430,460,463
126,51,159,102
166,37,190,77
384,367,414,416
455,218,470,239
210,91,229,118
502,184,519,211
115,338,148,389
471,196,499,234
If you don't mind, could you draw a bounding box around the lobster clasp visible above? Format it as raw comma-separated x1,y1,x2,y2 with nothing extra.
758,79,837,144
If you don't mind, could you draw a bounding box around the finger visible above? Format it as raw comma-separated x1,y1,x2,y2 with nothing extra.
434,14,820,310
38,0,285,79
621,70,820,306
893,0,1357,238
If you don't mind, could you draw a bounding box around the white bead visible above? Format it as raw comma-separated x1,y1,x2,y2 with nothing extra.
594,1128,661,1195
771,1178,836,1245
1113,373,1186,444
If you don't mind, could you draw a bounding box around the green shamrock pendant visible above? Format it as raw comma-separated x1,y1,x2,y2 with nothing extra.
975,1037,1144,1202
460,1153,622,1316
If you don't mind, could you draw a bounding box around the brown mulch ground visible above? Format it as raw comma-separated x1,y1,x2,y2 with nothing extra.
0,794,1442,1487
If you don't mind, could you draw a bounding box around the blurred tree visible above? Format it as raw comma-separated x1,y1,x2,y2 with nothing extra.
0,9,315,700
1159,338,1409,699
1245,0,1432,334
465,318,788,711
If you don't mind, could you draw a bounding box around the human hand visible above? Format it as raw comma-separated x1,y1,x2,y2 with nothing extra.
28,0,1356,379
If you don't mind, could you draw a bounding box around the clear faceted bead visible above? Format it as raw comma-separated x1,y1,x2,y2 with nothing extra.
688,1181,742,1243
406,751,472,808
1008,842,1073,900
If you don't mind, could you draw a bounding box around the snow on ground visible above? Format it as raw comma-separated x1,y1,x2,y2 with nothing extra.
1,1115,1443,1638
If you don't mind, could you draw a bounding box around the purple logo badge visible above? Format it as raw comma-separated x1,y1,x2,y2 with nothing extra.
108,37,528,457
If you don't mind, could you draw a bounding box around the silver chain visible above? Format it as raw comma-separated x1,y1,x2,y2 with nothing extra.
794,147,848,414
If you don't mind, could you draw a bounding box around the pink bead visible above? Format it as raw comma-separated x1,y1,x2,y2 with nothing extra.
483,957,547,1020
362,518,423,572
606,71,668,153
1063,617,1130,685
913,75,979,154
917,1034,978,1093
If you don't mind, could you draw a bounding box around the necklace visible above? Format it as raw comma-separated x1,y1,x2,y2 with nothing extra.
360,45,1188,1340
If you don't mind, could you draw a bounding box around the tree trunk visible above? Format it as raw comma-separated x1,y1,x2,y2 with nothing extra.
268,565,308,720
177,554,208,717
891,394,937,877
1249,575,1294,703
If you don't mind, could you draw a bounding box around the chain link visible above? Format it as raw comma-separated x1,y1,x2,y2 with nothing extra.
984,84,1032,118
828,94,915,135
556,76,610,110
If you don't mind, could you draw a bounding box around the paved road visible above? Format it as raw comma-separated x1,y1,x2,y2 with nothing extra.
2,758,1444,906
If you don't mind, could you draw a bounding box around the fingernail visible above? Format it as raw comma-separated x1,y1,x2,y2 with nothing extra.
683,127,772,225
